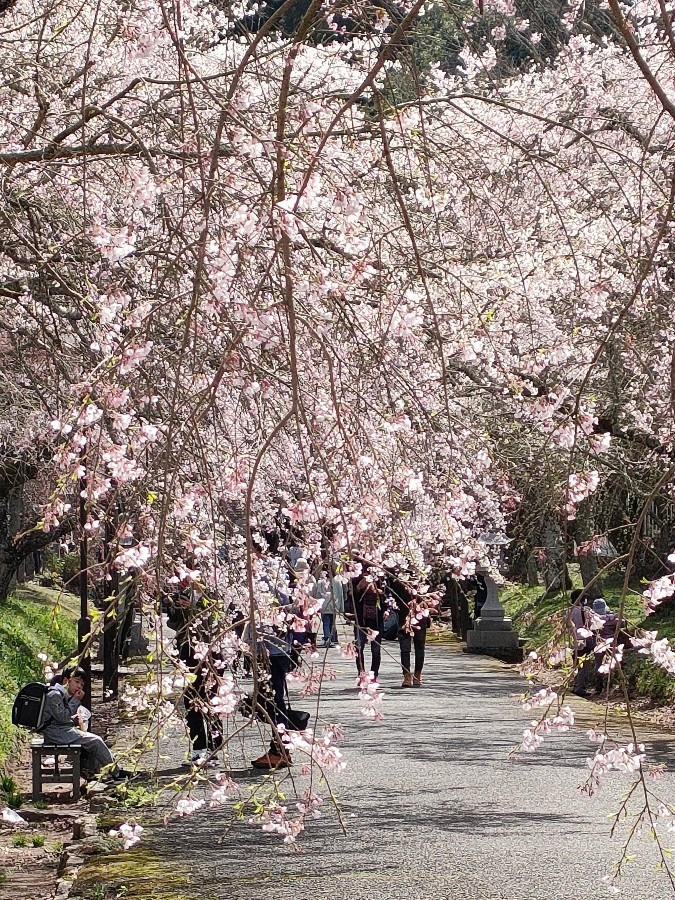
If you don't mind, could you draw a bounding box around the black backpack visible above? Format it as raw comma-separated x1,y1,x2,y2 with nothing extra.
12,683,50,731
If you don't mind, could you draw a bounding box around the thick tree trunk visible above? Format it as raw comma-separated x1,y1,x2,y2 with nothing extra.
0,495,75,604
503,541,528,582
0,493,15,600
0,554,17,604
9,486,26,583
574,507,603,599
540,513,571,593
578,552,602,599
0,450,72,603
526,552,540,587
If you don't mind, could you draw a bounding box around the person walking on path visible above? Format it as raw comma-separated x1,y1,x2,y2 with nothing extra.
346,570,385,682
313,565,344,647
290,557,318,653
167,586,223,767
41,666,129,781
387,572,428,688
567,589,595,697
250,646,295,771
249,575,296,771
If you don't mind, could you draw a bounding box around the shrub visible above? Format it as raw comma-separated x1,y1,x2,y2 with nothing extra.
59,554,81,593
0,775,23,809
622,652,675,706
43,550,81,593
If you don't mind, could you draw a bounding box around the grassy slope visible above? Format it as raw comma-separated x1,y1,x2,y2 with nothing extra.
501,568,675,705
621,603,675,705
0,585,78,769
502,571,647,652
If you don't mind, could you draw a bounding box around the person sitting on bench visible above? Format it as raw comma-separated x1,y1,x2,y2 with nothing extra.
42,666,130,782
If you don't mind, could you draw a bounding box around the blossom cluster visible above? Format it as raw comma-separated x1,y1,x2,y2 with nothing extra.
108,822,144,850
521,706,574,753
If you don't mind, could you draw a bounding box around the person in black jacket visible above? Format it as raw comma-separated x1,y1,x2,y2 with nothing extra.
167,588,222,767
345,570,385,682
386,572,429,688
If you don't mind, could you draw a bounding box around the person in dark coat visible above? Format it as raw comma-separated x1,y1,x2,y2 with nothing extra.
346,571,385,681
41,666,129,781
473,574,488,620
247,574,297,771
387,572,428,688
167,588,223,767
567,589,594,697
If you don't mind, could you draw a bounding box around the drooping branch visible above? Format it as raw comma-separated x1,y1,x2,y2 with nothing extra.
12,516,76,560
0,142,232,165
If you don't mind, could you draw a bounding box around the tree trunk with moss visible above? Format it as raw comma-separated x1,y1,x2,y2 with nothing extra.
540,512,571,593
0,455,73,604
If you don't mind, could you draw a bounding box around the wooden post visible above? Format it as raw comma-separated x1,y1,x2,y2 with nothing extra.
31,747,41,803
71,750,81,801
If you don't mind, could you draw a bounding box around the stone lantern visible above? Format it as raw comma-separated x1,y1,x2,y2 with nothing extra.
465,533,523,662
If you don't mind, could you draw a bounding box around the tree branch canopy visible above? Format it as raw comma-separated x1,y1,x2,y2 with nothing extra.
0,457,39,495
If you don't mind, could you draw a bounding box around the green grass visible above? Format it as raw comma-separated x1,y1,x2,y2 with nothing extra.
502,571,675,705
0,586,77,770
14,583,81,619
501,582,564,651
636,603,675,642
501,571,648,654
0,774,23,809
621,601,675,705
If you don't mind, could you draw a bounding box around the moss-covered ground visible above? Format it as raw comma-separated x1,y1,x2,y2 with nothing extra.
73,848,195,900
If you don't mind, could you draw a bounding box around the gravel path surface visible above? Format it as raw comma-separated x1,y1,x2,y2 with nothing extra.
76,638,675,900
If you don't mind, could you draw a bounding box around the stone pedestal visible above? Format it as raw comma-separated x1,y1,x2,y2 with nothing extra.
127,619,149,657
96,615,148,661
465,573,523,663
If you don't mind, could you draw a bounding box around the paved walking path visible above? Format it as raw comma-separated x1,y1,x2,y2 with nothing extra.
79,639,675,900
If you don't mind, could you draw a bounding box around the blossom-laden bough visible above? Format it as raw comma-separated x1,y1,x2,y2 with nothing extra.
2,0,675,885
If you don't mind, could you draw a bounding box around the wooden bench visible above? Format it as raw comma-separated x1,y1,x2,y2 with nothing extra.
31,740,81,802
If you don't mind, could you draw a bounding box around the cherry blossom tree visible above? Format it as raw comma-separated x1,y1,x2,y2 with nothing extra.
2,0,675,879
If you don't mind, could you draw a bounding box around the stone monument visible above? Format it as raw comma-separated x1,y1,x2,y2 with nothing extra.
465,533,523,662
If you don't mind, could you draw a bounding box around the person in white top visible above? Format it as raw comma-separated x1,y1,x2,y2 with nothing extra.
313,567,344,647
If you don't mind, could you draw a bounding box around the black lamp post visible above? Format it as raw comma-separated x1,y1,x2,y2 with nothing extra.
102,508,120,701
77,466,92,712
